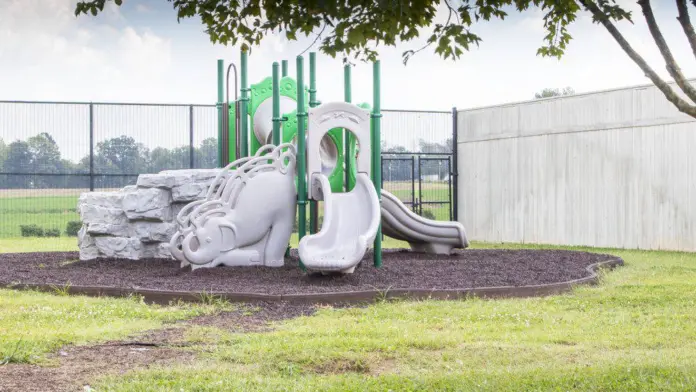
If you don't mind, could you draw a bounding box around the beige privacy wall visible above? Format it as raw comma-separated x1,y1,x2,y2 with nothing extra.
457,81,696,251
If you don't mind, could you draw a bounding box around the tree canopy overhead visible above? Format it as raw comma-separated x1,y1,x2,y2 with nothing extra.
76,1,696,118
75,0,631,63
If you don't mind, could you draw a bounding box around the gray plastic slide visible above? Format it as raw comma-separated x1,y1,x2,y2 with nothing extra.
381,190,469,254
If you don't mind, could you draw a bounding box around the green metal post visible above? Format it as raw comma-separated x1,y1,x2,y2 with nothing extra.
372,60,382,268
240,50,250,157
217,59,224,167
309,52,319,234
343,63,352,191
296,56,307,270
272,62,281,146
282,60,288,77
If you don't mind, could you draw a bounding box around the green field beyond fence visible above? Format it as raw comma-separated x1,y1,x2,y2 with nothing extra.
0,193,80,238
0,182,452,239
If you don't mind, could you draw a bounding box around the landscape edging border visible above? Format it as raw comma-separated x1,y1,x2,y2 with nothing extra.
2,257,624,304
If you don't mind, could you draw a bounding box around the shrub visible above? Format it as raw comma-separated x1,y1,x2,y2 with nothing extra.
45,228,61,237
420,209,436,220
20,224,44,237
65,221,82,237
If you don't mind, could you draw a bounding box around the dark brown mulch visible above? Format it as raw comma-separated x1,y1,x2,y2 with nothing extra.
0,248,620,295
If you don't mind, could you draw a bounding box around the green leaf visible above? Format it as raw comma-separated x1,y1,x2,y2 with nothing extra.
70,0,609,65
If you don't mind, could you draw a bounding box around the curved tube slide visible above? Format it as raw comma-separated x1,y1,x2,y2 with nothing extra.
298,173,380,273
381,190,469,254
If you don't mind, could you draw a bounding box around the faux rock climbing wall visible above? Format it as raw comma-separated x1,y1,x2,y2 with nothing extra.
77,169,221,260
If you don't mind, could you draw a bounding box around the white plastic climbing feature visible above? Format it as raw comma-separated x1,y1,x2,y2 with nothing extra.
170,143,297,270
298,102,380,273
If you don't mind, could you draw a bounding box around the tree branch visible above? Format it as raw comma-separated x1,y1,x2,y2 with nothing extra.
638,0,696,103
402,6,453,64
299,23,327,56
578,0,696,118
676,0,696,59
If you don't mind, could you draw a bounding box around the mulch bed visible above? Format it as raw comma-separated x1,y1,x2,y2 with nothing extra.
0,249,622,299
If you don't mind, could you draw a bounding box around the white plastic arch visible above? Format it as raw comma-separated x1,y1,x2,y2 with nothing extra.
306,102,371,200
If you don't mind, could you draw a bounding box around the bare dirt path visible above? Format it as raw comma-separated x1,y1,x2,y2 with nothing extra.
0,302,317,392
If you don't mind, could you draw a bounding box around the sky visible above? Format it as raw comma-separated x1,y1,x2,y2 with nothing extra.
2,0,696,111
2,0,696,162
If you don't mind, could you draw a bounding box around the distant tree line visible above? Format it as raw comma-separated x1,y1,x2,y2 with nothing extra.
381,138,452,182
534,87,575,99
0,133,218,189
0,133,452,189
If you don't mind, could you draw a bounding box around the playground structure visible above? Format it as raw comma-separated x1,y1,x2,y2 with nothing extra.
169,51,469,273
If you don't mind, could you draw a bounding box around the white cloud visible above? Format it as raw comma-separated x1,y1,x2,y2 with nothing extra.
1,0,695,111
0,0,172,102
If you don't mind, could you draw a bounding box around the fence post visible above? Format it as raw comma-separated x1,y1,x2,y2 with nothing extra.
411,155,416,212
451,107,458,222
89,103,94,191
217,59,225,167
189,105,194,169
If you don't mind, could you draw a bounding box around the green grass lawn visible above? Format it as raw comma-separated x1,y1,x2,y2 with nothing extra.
90,244,696,391
384,181,452,221
0,237,79,253
0,195,80,237
0,289,227,365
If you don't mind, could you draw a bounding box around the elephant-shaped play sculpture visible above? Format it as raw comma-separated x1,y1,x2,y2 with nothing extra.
170,143,297,270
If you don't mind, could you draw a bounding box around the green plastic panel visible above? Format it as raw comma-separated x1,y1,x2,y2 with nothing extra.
345,102,371,191
248,76,299,156
245,76,357,193
228,103,236,162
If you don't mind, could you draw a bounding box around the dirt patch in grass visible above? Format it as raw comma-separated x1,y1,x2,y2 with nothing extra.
0,301,320,392
0,331,194,392
192,301,319,332
307,357,372,374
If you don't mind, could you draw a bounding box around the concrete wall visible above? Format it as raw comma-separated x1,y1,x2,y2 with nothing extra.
457,81,696,251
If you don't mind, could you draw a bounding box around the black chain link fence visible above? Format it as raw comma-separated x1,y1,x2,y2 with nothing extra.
0,102,454,240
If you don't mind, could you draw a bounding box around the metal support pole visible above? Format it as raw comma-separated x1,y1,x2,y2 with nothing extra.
272,62,281,146
217,59,224,167
448,157,453,221
451,107,459,222
240,50,250,157
418,158,423,215
220,101,230,165
344,63,352,191
372,60,382,268
189,105,194,168
411,155,416,212
309,52,319,234
89,103,94,191
296,56,307,270
226,63,239,161
282,60,288,77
